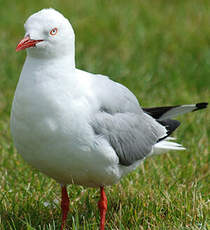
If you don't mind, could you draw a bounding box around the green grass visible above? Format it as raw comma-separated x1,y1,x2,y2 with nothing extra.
0,0,209,229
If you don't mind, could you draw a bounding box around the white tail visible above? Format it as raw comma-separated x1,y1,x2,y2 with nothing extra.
153,137,185,154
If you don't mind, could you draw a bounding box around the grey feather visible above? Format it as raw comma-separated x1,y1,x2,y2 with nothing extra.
89,74,167,166
91,112,166,166
89,74,169,165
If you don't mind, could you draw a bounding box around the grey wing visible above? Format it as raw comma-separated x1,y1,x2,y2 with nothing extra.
91,112,166,166
90,74,167,166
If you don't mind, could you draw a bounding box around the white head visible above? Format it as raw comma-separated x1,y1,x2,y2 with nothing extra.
16,9,75,60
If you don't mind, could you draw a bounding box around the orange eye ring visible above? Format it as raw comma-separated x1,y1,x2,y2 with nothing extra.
50,28,58,36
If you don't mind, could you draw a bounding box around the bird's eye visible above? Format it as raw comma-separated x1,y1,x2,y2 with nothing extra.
50,28,58,36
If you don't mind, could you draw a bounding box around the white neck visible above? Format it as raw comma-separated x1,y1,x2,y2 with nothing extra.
26,49,76,68
23,54,76,78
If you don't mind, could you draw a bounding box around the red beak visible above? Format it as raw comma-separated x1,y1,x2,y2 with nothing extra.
16,35,43,52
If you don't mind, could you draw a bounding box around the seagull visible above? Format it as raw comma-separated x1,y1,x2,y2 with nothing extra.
11,8,208,230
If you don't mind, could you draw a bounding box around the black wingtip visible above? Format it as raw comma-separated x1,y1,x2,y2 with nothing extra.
193,102,208,112
157,119,181,142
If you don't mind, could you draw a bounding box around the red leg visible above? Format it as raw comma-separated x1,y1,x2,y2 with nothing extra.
60,185,69,230
98,186,107,230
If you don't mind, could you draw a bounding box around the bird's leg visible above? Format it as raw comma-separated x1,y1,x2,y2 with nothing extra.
60,185,69,230
98,186,107,230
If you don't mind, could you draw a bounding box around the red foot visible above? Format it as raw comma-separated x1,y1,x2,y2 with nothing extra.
98,186,107,230
60,186,69,230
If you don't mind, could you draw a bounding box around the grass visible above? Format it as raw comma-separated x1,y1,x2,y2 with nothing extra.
0,0,209,229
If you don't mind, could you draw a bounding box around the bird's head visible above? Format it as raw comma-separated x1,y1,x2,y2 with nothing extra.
16,8,75,59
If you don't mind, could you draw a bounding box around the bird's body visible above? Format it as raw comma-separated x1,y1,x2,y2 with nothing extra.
11,8,207,230
10,56,163,187
11,60,139,187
